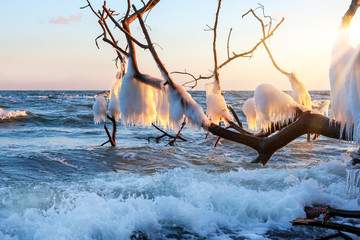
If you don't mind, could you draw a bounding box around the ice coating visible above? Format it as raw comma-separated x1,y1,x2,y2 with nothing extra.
253,84,298,132
169,84,210,128
154,86,171,128
312,100,330,117
287,73,312,110
93,96,107,124
109,58,209,129
108,74,122,121
242,98,257,131
330,27,360,143
119,59,157,126
205,81,233,125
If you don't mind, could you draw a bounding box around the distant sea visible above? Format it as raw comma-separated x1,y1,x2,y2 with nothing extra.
0,90,359,239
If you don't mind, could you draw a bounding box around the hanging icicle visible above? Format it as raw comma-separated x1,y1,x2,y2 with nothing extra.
330,27,360,143
108,72,122,121
287,73,312,110
119,58,158,126
242,84,300,132
169,84,210,128
242,97,257,131
93,95,107,124
205,81,233,125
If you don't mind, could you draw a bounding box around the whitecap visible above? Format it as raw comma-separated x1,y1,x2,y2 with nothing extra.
0,108,28,120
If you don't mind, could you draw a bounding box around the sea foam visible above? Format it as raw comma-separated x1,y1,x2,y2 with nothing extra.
0,108,28,120
0,160,358,240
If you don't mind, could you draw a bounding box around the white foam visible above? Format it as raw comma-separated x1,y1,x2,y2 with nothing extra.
0,160,357,240
0,108,28,120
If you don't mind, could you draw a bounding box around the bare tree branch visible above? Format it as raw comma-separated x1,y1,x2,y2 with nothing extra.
102,6,149,49
168,119,187,146
171,71,212,89
212,0,222,88
132,4,176,88
243,7,290,75
149,123,187,143
226,28,233,59
218,17,284,71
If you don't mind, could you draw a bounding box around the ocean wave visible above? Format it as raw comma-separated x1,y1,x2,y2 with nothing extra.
0,162,357,240
0,108,28,120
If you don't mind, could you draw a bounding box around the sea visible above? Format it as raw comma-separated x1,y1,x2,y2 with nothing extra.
1,90,360,240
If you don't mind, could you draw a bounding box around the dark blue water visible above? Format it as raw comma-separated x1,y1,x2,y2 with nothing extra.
0,90,359,239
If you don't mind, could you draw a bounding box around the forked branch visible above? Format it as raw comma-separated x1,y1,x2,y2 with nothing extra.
176,3,285,89
243,6,290,76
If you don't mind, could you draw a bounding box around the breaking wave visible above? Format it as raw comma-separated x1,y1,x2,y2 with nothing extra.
0,108,28,120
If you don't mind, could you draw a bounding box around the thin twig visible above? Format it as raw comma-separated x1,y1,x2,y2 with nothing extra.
171,71,212,89
226,28,233,59
149,123,187,143
168,119,187,146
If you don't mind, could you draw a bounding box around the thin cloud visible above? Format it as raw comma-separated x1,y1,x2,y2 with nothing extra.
50,13,82,24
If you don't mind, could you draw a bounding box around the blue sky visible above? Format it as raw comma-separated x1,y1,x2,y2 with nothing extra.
1,0,359,90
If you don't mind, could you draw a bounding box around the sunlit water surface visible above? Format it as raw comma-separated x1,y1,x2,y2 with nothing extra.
0,90,360,240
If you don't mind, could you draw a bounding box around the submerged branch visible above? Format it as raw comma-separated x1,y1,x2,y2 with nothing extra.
292,218,360,236
149,123,187,143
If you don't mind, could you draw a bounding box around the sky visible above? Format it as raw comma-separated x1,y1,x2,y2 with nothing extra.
0,0,360,91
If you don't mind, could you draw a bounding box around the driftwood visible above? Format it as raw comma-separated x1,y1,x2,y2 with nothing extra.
292,205,360,239
292,218,360,237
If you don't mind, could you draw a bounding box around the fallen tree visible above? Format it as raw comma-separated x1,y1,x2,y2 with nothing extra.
85,0,360,165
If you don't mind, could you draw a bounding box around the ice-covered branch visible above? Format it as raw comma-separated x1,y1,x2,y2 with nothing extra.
330,0,360,144
209,109,354,165
341,0,360,27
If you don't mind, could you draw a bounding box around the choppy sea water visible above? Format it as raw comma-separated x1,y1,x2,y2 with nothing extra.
0,90,360,240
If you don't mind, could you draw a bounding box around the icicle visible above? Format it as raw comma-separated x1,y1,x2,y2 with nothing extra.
346,169,360,199
93,95,107,124
254,84,299,132
287,73,312,110
154,85,171,128
330,27,360,143
242,98,257,131
169,84,210,128
119,58,157,126
205,81,233,125
108,72,122,121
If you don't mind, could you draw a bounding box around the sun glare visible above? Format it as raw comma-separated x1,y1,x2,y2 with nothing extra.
349,14,360,47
